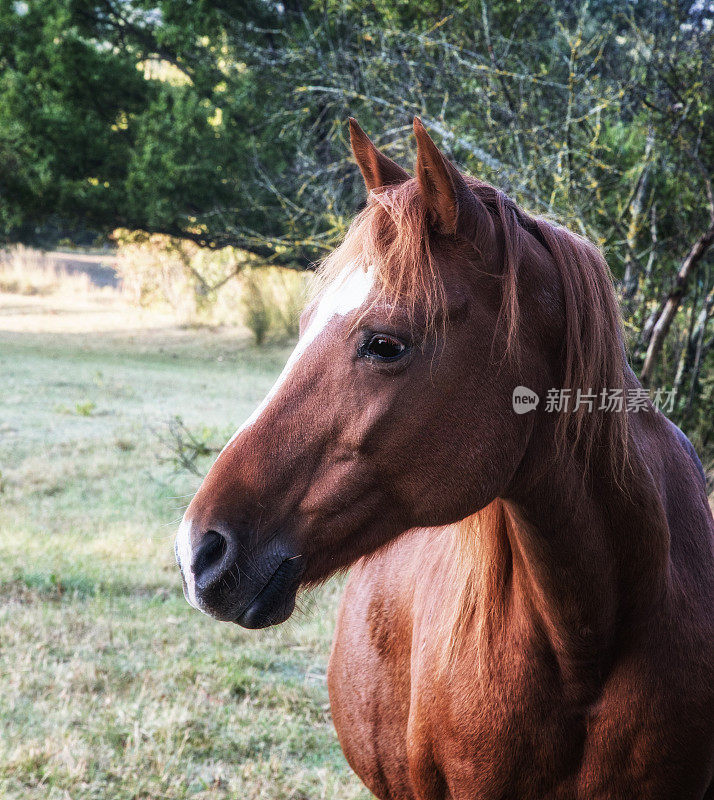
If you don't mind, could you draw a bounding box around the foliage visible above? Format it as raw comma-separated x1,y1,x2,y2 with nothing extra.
241,266,307,344
114,229,237,318
242,269,272,346
1,0,713,451
0,245,94,295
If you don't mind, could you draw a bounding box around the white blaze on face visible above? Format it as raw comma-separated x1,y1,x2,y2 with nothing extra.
222,264,375,449
174,264,374,598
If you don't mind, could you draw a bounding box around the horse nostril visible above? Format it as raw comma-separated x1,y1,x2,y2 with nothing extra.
192,530,228,584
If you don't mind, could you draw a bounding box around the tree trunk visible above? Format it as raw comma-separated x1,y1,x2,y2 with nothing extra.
640,222,714,385
684,287,714,415
622,131,654,302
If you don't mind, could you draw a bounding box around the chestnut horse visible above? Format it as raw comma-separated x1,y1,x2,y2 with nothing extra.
175,118,714,799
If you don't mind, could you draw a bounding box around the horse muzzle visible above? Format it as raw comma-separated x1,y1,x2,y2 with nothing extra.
175,520,304,628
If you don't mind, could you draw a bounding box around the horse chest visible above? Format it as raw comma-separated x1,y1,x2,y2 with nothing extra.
340,651,706,800
331,614,578,798
331,562,714,800
408,651,588,798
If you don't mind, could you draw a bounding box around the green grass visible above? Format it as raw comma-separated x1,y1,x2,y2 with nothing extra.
0,293,370,799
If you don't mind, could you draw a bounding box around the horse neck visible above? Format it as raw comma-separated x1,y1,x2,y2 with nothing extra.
480,409,672,692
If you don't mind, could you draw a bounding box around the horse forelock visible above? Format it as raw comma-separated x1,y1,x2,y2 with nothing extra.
317,179,446,337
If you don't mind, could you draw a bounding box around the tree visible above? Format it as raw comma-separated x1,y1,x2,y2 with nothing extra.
1,0,713,453
0,0,323,263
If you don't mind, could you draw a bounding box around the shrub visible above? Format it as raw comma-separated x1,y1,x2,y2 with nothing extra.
242,269,272,345
114,229,309,341
113,230,309,340
241,266,308,344
114,230,203,319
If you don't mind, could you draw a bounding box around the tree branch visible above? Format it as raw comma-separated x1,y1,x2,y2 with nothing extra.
640,220,714,384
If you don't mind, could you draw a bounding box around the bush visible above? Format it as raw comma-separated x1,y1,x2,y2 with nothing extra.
114,230,309,341
0,246,93,296
241,266,308,344
114,230,205,319
242,269,271,345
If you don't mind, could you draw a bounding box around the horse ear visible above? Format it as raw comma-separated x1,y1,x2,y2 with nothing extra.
349,117,409,192
413,117,477,236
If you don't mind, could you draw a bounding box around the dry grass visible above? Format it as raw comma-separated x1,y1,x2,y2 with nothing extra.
0,246,100,296
0,289,370,800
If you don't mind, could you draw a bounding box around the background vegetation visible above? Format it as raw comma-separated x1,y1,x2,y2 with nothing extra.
1,0,713,460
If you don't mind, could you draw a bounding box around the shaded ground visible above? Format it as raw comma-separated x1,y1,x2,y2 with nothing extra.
46,250,120,288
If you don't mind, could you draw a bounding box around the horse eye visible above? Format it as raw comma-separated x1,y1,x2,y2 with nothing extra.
364,333,407,361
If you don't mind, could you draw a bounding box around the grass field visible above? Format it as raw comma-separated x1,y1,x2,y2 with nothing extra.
0,289,371,799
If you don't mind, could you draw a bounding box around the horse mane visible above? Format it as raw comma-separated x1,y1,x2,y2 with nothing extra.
319,176,630,481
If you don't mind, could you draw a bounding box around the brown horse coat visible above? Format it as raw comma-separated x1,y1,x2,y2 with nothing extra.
176,119,714,799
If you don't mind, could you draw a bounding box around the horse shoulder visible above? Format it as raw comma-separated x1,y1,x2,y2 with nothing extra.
639,413,714,598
